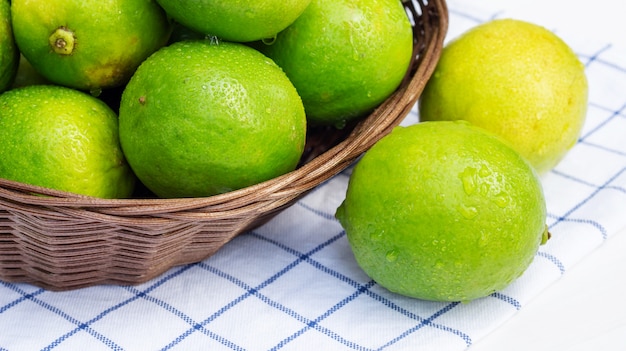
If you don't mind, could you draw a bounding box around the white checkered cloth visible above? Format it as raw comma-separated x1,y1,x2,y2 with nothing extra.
2,1,625,350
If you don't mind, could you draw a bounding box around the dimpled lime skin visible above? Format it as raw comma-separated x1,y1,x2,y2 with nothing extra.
336,121,547,302
10,0,172,91
419,19,588,174
0,0,19,92
119,40,307,198
261,0,413,127
0,85,135,199
156,0,312,42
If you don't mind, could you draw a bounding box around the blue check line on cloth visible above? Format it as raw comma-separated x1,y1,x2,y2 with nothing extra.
490,292,521,310
124,273,247,351
580,43,626,74
45,264,197,351
547,208,608,241
296,201,338,221
161,231,347,350
0,282,45,313
579,43,613,68
535,251,566,275
580,139,626,158
269,280,379,351
0,281,124,351
373,302,465,351
0,263,199,351
551,168,626,197
577,44,626,152
580,102,626,146
548,165,626,241
250,230,473,350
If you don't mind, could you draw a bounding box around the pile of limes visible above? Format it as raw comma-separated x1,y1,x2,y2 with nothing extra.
0,0,588,302
0,0,413,199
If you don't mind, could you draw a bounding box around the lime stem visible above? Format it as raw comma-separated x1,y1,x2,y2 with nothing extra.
49,26,76,55
541,224,551,245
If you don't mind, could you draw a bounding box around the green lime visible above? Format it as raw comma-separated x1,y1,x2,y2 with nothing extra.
10,0,172,91
156,0,312,43
0,85,135,199
119,40,307,198
260,0,413,127
336,121,549,302
419,19,588,174
0,0,19,92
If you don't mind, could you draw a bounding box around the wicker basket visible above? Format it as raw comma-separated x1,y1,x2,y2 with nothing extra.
0,0,448,291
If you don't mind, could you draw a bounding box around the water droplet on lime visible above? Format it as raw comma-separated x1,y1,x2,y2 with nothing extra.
458,203,478,219
479,164,491,177
494,193,510,208
262,36,277,45
90,88,103,97
333,119,347,129
478,232,489,247
460,167,477,195
370,231,383,242
385,249,399,262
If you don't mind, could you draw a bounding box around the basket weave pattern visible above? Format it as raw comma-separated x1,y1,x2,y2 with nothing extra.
0,0,448,290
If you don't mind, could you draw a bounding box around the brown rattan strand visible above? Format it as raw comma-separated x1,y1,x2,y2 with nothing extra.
0,0,449,290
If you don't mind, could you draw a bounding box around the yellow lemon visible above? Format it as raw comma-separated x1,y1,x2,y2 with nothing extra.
420,19,588,174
